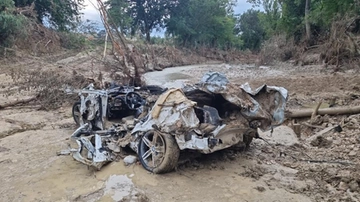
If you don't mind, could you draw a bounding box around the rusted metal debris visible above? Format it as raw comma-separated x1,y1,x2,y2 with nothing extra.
60,72,289,173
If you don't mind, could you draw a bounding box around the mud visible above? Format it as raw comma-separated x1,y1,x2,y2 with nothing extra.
0,53,360,202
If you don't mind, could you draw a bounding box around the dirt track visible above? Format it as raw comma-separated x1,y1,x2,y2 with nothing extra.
0,53,359,202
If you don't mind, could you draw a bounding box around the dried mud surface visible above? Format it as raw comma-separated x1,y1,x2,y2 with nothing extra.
0,53,359,202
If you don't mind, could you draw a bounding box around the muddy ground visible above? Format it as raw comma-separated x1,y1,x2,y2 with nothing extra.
0,52,359,202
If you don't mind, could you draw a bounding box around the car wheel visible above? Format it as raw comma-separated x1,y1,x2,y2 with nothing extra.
72,101,81,125
138,130,180,174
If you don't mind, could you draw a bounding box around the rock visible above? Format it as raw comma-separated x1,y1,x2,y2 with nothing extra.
325,184,337,195
124,155,138,166
310,136,332,148
348,180,360,192
348,150,357,157
259,66,270,70
348,137,357,144
337,170,351,178
258,126,299,146
337,181,348,191
333,139,342,145
255,186,266,192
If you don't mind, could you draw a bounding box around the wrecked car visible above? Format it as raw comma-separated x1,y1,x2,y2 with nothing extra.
63,72,288,174
67,83,166,130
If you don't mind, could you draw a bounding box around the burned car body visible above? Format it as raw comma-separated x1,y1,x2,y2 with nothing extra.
64,72,288,174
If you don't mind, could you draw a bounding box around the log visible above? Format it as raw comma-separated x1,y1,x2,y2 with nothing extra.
287,106,360,118
0,96,38,109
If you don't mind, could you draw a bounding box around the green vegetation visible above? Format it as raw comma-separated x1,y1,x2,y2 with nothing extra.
0,0,26,47
58,32,87,50
1,0,359,62
14,0,84,31
106,0,177,42
246,0,360,45
237,9,265,51
166,0,240,49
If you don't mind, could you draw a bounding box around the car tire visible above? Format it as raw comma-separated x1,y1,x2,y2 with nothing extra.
138,130,180,174
72,101,81,125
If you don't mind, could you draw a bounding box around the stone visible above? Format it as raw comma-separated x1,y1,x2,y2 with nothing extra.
348,180,360,192
337,181,348,191
123,155,138,166
255,186,266,192
325,184,337,195
348,151,357,157
258,126,299,146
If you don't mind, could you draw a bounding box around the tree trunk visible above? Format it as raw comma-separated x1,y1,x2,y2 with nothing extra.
146,31,151,42
305,0,311,42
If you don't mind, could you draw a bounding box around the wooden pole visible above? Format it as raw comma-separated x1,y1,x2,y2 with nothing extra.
287,106,360,118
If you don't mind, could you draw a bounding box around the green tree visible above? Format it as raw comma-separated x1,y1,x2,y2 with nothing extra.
281,0,305,35
106,0,177,42
237,9,265,51
13,0,84,31
166,0,238,48
105,0,132,35
248,0,306,41
311,0,359,28
257,0,281,38
0,0,25,47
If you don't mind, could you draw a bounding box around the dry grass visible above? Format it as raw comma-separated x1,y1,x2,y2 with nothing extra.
320,16,360,67
257,34,296,66
7,67,88,110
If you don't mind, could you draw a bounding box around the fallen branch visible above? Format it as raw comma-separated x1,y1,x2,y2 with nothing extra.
0,96,38,109
301,122,325,129
287,106,360,118
311,102,322,120
306,126,336,143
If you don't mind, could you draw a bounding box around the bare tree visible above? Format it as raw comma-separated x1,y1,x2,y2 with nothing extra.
305,0,311,42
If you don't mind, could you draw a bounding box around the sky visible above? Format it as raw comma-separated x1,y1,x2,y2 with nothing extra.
81,0,256,35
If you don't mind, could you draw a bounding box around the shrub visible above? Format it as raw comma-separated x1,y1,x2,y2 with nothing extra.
58,32,87,50
257,34,296,65
0,0,26,47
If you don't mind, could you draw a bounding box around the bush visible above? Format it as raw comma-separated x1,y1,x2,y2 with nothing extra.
58,32,87,50
257,34,296,65
0,11,26,47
